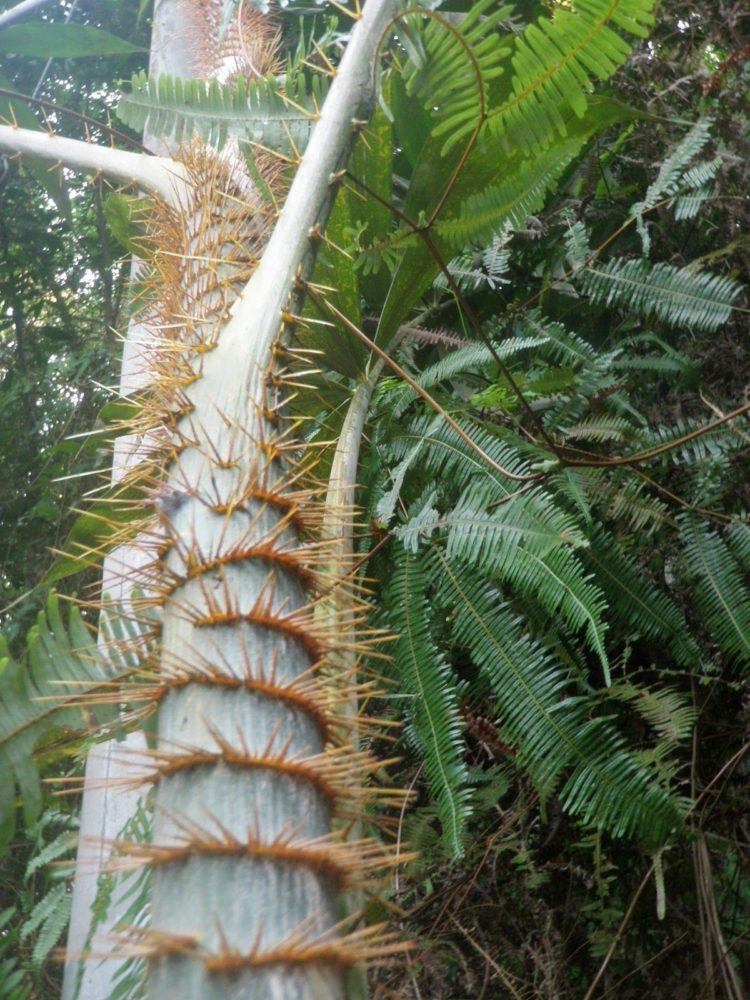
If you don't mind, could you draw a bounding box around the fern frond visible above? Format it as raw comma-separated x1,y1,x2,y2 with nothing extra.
0,907,31,1000
390,414,534,500
435,226,513,292
116,70,327,154
562,415,635,443
434,480,610,677
591,475,670,533
437,137,581,249
582,527,700,668
641,415,746,467
487,0,654,153
672,185,712,222
611,333,694,377
20,884,70,971
435,551,681,844
24,820,77,880
549,466,603,525
581,258,743,332
515,310,600,368
679,516,750,666
564,218,592,273
415,337,546,393
631,118,713,251
444,487,588,569
604,681,696,748
727,521,750,574
672,158,721,220
510,541,610,679
398,0,513,154
385,551,472,858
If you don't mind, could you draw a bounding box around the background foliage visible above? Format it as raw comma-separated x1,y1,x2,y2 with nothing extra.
0,1,749,998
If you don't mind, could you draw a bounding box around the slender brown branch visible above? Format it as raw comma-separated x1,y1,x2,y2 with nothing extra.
563,402,750,469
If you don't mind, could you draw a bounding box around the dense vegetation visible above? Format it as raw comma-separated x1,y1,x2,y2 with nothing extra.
1,0,749,997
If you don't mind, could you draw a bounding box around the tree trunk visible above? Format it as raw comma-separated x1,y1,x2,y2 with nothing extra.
61,4,209,995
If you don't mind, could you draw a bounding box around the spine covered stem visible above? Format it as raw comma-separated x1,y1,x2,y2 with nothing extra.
125,1,399,996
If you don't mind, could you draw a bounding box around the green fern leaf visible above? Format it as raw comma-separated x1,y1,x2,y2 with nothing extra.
435,551,680,844
390,414,534,501
0,596,130,847
591,475,670,534
604,682,696,749
680,516,750,666
631,118,713,251
487,0,654,154
399,0,513,154
582,527,701,668
386,551,472,858
564,218,592,272
727,521,750,574
562,415,635,443
436,135,582,249
19,883,70,970
444,487,588,568
0,907,31,1000
581,258,743,332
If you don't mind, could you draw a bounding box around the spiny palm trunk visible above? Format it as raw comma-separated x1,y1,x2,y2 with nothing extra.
109,1,400,996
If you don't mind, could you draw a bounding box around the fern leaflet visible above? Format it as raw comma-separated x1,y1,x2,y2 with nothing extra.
680,516,750,666
386,552,472,858
581,258,743,332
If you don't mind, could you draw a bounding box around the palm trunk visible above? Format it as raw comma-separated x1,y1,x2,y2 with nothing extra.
56,1,397,997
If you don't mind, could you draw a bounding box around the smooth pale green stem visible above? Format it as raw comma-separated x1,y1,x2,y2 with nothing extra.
0,123,188,204
318,361,386,711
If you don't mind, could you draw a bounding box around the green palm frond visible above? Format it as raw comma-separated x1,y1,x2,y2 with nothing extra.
580,258,743,332
487,0,654,153
116,70,327,154
435,551,681,844
679,516,750,666
582,527,700,668
385,551,472,858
